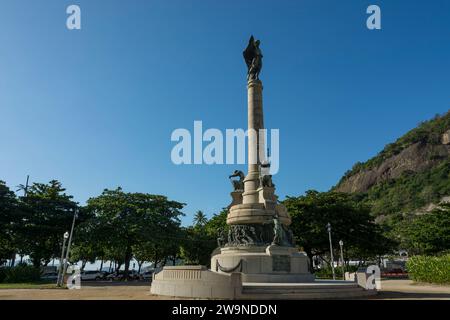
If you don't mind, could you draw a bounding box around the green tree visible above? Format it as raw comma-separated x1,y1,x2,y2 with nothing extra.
86,188,184,278
283,190,395,268
19,180,77,267
204,209,228,236
399,204,450,255
0,181,18,264
193,210,208,227
69,208,105,271
180,210,227,266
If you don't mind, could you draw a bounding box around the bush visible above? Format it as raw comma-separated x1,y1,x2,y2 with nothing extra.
314,265,359,279
406,255,450,284
0,267,6,283
0,265,41,283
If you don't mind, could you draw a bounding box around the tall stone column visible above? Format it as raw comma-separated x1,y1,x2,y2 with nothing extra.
243,79,264,204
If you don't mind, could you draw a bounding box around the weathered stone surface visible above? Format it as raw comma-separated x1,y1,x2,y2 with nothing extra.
335,142,450,193
442,130,450,145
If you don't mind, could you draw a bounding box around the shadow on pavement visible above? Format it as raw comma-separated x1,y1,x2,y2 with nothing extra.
81,281,151,287
375,291,450,299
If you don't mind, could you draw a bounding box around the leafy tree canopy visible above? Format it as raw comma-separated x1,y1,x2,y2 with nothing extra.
283,190,396,265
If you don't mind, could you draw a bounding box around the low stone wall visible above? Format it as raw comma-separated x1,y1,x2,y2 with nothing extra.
150,266,242,299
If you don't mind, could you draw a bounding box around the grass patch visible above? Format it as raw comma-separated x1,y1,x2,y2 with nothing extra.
0,282,64,289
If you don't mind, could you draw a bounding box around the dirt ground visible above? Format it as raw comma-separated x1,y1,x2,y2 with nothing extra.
0,280,448,300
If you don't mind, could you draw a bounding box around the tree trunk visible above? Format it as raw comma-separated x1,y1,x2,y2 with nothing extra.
123,245,132,281
10,253,16,267
32,257,41,268
153,251,159,270
138,261,143,274
304,248,313,272
99,259,104,271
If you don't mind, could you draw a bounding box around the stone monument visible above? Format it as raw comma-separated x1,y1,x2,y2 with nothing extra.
150,36,376,299
210,35,314,283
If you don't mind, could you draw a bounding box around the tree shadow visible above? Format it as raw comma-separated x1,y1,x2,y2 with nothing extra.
375,291,450,299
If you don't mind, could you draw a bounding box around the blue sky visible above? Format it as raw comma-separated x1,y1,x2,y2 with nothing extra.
1,0,449,225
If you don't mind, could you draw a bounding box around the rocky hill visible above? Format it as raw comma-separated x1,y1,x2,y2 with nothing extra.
333,111,450,217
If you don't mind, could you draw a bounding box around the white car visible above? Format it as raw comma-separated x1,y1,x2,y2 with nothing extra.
80,270,103,281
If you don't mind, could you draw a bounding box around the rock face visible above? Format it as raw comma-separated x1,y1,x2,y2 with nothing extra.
442,130,450,145
335,141,450,193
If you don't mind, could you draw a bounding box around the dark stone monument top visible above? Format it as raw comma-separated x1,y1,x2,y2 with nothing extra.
243,35,263,81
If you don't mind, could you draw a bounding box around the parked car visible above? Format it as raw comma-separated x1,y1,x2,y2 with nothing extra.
41,272,58,281
80,270,104,281
140,270,153,281
129,270,140,280
106,270,140,281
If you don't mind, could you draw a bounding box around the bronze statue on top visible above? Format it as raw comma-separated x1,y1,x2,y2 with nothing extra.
243,35,263,81
229,170,245,191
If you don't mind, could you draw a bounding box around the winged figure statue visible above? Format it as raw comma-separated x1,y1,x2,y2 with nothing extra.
243,35,263,81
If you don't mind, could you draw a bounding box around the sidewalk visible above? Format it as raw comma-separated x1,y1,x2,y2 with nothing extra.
0,279,448,300
375,279,450,300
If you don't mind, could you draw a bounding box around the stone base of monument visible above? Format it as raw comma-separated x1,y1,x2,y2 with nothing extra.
211,245,315,283
150,246,377,299
150,266,242,299
150,267,376,299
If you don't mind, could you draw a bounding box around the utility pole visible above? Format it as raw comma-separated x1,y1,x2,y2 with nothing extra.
23,175,29,197
57,232,69,287
339,240,345,280
62,209,78,282
327,222,336,280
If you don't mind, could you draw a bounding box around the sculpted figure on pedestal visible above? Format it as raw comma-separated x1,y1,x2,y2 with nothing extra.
243,35,263,81
229,170,245,191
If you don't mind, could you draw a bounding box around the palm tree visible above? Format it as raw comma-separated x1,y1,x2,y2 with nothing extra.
193,210,208,227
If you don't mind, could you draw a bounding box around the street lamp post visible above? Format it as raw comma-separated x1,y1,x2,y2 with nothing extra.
327,222,336,280
62,209,78,284
339,240,345,280
57,232,69,286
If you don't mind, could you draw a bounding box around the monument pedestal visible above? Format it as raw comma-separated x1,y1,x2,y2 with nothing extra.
211,245,315,283
150,36,376,299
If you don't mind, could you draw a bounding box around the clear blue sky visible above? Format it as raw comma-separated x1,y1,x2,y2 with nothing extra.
1,0,449,225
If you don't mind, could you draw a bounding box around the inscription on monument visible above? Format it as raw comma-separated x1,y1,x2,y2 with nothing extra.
272,255,291,272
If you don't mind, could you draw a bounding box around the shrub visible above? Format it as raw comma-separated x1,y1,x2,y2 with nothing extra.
406,255,450,284
314,265,359,279
0,267,6,283
1,265,41,283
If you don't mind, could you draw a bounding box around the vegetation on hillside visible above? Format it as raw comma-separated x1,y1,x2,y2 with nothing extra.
357,160,450,217
338,111,450,184
332,111,450,266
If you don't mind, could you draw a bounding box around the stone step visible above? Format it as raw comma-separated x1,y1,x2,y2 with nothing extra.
240,282,377,299
243,287,363,293
242,282,360,291
239,291,375,300
240,287,376,300
243,286,364,294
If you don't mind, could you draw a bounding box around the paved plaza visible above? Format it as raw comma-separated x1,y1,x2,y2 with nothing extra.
0,280,448,300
